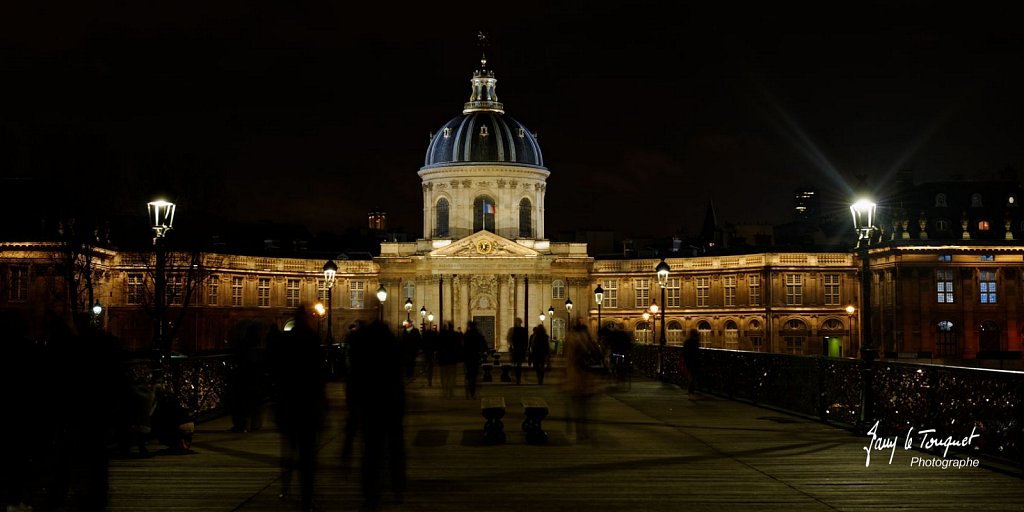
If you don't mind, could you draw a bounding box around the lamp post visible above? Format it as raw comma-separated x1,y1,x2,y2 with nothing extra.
851,198,877,426
91,300,102,327
547,306,554,334
565,298,573,326
642,310,652,343
323,260,337,343
147,198,175,353
539,310,546,324
314,301,325,338
376,283,388,322
427,312,434,330
420,306,427,331
655,258,670,378
846,305,856,358
405,298,413,324
595,284,604,339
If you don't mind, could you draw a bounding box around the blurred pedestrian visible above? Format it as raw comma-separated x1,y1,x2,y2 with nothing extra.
228,320,267,432
529,324,550,385
462,321,487,399
436,323,460,399
421,325,437,387
401,321,421,382
563,319,601,442
507,318,528,384
343,321,406,510
270,306,328,511
682,328,702,395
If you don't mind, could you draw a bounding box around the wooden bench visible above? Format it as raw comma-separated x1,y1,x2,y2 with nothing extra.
480,396,506,444
521,397,549,444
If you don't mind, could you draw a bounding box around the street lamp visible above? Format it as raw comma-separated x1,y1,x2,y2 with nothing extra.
642,310,652,343
420,306,427,330
655,258,670,377
91,300,102,327
851,197,877,426
595,284,604,339
323,260,337,343
547,305,554,334
147,198,176,353
539,310,546,323
565,298,573,326
376,284,388,322
405,298,413,324
427,312,434,329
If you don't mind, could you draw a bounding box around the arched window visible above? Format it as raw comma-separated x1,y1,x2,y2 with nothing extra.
473,195,496,232
435,198,450,237
935,193,947,207
551,279,565,300
518,198,533,238
747,319,764,352
667,321,683,345
936,320,957,357
634,321,652,343
697,320,712,346
822,318,843,331
783,319,806,355
724,320,738,348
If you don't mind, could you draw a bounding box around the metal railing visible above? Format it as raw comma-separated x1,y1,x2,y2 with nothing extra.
632,345,1024,470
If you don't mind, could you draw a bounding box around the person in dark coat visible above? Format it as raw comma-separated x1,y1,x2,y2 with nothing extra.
343,320,406,510
401,322,422,382
421,325,437,387
270,306,327,511
507,318,528,384
529,324,551,385
436,323,461,399
461,322,487,399
682,328,702,395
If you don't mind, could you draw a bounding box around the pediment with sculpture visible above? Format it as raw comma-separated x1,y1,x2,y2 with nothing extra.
429,231,540,258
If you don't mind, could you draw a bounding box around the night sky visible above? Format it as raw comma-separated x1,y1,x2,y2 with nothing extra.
2,1,1022,240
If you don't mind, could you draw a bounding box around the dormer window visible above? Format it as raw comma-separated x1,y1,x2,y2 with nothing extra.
480,125,489,137
971,193,983,207
443,127,451,138
935,193,947,207
517,127,525,138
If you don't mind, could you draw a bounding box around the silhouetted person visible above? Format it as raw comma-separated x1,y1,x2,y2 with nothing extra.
529,324,550,385
270,306,327,511
683,328,702,395
507,318,528,384
151,381,194,452
343,321,406,510
1,320,45,512
462,321,487,399
436,323,461,399
421,325,437,387
563,319,601,442
229,321,266,432
401,322,422,381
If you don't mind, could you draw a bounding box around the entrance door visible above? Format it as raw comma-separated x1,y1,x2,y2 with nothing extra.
474,315,496,350
822,336,842,358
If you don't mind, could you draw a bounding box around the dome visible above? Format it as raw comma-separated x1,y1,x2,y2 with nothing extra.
424,112,543,168
423,65,544,168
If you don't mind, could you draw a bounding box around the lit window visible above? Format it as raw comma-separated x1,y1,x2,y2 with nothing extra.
232,277,243,307
666,277,680,307
634,278,650,308
317,279,328,304
286,279,301,308
824,274,841,306
552,279,565,300
479,125,489,137
723,275,736,307
748,274,761,306
634,322,652,343
127,273,144,305
207,275,219,306
443,127,451,138
350,280,365,309
517,127,525,138
724,320,738,348
978,220,990,231
697,320,712,345
257,278,271,307
695,276,710,307
980,270,997,304
601,279,618,308
938,254,951,262
785,274,803,306
667,321,683,345
167,274,184,306
980,255,994,262
936,269,954,303
8,265,28,302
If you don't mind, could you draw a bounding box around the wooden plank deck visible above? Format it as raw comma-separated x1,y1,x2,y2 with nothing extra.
106,371,1024,511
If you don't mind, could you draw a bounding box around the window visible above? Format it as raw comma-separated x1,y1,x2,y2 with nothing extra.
824,274,841,306
697,320,712,346
518,198,532,238
207,275,219,306
634,278,650,308
551,279,565,300
552,318,566,342
935,193,947,207
724,320,738,348
634,322,652,343
473,195,496,232
435,198,450,237
665,277,680,307
936,320,957,357
601,279,618,308
286,279,301,308
979,255,994,262
667,321,683,345
749,274,761,306
403,281,415,303
980,270,997,304
231,277,243,306
938,254,952,262
782,319,806,355
936,270,954,303
978,220,990,231
127,273,144,305
785,274,803,305
350,280,365,309
723,275,736,307
317,279,329,304
257,278,271,307
695,276,710,307
165,274,183,306
8,265,28,302
748,319,764,352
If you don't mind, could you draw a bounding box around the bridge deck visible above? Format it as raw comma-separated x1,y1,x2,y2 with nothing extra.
107,372,1023,511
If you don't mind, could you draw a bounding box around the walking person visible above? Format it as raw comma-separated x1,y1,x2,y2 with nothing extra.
462,321,487,399
682,328,702,396
421,324,437,387
529,324,551,385
269,306,327,511
436,323,460,399
563,319,601,442
507,318,528,384
343,320,406,511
